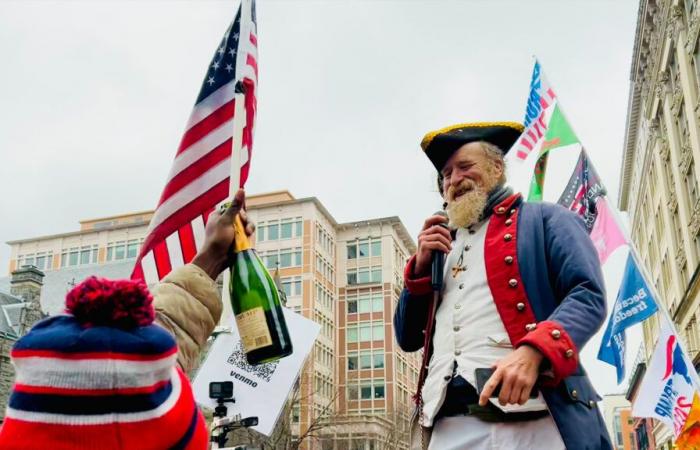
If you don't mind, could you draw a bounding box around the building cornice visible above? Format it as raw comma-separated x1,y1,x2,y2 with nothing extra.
6,221,150,246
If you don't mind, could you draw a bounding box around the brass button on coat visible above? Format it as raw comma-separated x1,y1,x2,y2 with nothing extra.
565,349,574,358
571,390,578,399
504,256,514,265
504,233,513,242
497,206,506,214
516,302,525,311
551,329,561,339
509,279,518,287
505,219,513,226
525,323,537,331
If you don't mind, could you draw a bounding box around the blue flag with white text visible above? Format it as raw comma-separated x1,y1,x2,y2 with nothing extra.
597,253,658,383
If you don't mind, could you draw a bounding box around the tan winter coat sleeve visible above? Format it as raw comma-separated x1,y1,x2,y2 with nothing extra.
151,264,222,374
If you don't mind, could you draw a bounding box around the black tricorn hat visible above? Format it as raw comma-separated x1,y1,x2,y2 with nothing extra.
420,122,524,171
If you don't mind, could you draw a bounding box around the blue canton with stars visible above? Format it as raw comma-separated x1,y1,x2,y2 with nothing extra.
195,8,242,104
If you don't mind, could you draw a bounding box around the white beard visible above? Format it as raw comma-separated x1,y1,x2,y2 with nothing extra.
446,187,488,228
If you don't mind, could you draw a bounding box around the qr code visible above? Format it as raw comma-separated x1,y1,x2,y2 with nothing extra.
226,341,279,383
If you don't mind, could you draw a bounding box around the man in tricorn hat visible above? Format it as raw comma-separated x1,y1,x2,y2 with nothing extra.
394,122,612,450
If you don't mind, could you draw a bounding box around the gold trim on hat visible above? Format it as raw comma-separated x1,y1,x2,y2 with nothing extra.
420,121,525,151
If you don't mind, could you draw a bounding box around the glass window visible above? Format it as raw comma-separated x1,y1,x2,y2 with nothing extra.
348,385,358,400
359,242,369,258
348,355,358,370
358,296,371,313
281,222,293,239
23,256,35,266
374,383,385,399
266,254,279,269
257,225,265,242
373,323,384,340
268,224,279,240
107,247,114,261
360,353,372,369
373,353,384,368
347,273,357,285
347,244,357,259
292,405,300,423
360,325,372,341
294,280,301,295
361,385,372,399
295,220,303,237
282,282,292,297
358,269,370,284
347,328,358,343
80,249,91,265
372,268,382,282
348,298,357,314
35,256,46,270
294,250,302,266
371,241,381,256
92,248,98,263
280,251,292,268
61,253,67,267
127,241,139,258
372,295,383,312
115,244,125,260
69,251,79,266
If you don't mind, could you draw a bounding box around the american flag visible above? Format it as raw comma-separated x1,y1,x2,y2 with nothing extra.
557,150,606,233
132,0,258,284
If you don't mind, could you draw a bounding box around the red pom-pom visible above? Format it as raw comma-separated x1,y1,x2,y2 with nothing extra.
65,277,155,328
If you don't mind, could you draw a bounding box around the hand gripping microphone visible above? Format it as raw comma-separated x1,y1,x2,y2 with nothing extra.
431,210,450,291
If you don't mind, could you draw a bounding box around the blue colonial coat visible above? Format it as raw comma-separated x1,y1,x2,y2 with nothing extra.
394,193,613,450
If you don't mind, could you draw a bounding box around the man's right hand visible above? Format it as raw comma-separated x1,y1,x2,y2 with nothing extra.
414,215,452,277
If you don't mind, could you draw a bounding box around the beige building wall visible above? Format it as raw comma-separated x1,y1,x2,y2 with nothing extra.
8,212,152,274
619,0,700,447
5,191,419,449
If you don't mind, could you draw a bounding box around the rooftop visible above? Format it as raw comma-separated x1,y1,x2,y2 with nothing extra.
0,261,134,316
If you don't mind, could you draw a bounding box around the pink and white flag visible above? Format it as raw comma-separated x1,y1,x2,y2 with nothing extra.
589,197,626,265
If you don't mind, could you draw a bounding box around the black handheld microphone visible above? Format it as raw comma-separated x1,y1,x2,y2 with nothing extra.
431,210,450,291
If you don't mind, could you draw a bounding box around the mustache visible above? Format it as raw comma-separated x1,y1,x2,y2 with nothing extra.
446,181,477,201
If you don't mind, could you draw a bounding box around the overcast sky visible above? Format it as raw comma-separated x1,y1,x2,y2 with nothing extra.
0,1,640,395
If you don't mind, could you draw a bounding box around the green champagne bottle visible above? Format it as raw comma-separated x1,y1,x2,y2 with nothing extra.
229,215,293,365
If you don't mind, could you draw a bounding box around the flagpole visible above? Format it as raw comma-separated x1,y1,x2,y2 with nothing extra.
585,149,700,390
221,0,251,326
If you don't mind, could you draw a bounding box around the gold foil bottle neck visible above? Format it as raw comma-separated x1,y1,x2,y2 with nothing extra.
233,214,252,253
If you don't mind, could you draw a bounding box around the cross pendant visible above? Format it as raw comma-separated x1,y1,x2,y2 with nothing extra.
451,265,466,278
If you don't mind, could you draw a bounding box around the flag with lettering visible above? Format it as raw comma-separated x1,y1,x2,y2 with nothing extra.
131,0,258,284
512,60,557,161
557,150,605,232
633,316,697,438
597,254,658,382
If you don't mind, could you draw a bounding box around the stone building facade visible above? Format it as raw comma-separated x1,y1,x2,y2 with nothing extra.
0,266,45,421
618,0,700,447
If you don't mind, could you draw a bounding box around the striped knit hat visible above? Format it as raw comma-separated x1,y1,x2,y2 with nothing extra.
0,276,208,450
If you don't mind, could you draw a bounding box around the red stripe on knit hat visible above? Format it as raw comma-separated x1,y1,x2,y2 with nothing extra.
0,369,206,450
12,379,171,397
11,347,177,361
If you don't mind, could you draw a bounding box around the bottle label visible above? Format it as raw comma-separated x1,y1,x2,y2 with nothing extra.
235,307,272,352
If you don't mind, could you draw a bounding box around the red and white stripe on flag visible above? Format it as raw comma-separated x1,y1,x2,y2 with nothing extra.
132,0,258,285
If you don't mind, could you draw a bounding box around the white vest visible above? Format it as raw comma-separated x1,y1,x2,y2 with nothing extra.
420,218,547,426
